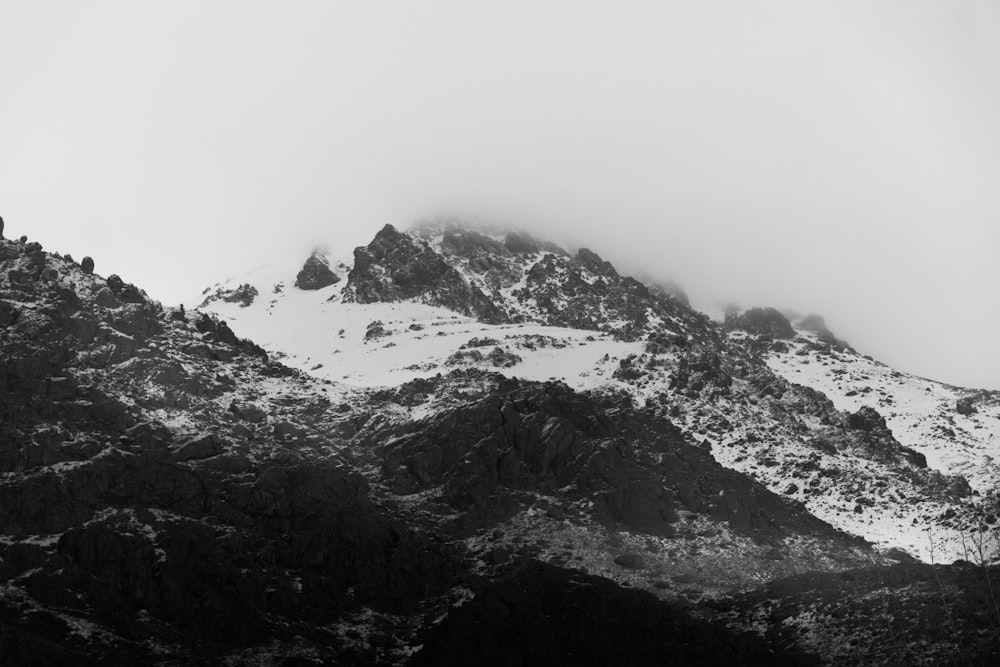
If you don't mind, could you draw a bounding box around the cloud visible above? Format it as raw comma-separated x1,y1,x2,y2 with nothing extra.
1,0,997,388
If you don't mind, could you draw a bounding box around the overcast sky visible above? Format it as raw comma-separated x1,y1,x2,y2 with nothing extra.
2,1,998,389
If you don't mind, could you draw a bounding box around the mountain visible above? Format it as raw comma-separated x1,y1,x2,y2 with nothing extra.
201,220,998,563
2,221,998,665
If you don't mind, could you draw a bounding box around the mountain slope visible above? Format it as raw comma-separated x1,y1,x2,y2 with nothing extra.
0,232,856,664
3,222,997,665
199,220,996,565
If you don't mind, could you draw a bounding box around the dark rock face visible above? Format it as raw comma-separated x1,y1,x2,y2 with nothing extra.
846,405,890,433
726,307,796,339
412,560,817,667
834,406,930,468
105,273,148,304
343,224,507,323
376,377,835,542
375,221,719,342
80,256,94,274
294,251,340,290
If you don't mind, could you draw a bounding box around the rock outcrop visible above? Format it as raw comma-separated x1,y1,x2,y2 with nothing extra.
294,250,340,290
343,224,507,323
375,375,838,542
725,307,796,339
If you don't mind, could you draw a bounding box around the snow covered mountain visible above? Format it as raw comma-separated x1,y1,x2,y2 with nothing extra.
2,220,998,665
199,220,999,565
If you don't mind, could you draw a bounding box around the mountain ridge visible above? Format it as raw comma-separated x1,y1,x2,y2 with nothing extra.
2,220,997,665
199,219,996,564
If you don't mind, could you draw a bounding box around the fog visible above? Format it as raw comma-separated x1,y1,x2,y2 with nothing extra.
2,1,998,389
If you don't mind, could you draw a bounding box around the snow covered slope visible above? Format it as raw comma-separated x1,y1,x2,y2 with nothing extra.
764,331,1000,494
197,259,647,392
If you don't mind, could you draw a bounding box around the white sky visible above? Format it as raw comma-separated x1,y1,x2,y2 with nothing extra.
2,1,998,389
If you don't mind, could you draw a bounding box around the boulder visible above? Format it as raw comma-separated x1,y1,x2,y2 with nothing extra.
81,256,95,274
846,406,889,433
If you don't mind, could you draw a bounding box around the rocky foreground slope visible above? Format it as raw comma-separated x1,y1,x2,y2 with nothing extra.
1,223,998,665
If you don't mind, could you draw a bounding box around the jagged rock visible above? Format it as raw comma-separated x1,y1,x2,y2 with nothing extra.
725,307,795,339
81,256,94,274
343,224,507,323
502,240,719,342
576,247,616,275
108,302,165,339
846,406,889,433
294,251,340,290
192,313,266,359
105,274,146,304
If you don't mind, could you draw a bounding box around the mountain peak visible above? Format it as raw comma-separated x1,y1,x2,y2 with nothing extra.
342,221,507,323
